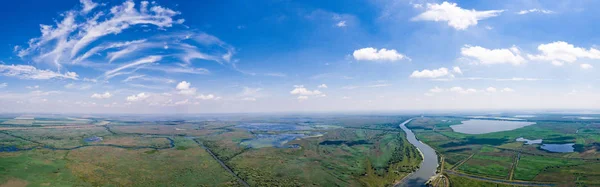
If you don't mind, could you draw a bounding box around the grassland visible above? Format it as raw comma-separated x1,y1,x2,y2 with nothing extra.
0,115,423,187
409,115,600,186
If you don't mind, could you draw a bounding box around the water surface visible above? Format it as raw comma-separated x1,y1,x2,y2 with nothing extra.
397,119,437,187
540,143,574,153
451,119,535,134
236,123,312,131
240,133,305,148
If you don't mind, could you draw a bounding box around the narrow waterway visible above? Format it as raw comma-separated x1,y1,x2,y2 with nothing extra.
397,119,438,187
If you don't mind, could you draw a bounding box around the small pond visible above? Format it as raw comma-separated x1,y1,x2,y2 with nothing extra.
540,143,575,153
84,136,103,143
451,119,535,134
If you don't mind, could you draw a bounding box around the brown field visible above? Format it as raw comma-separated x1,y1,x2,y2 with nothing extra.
0,178,28,187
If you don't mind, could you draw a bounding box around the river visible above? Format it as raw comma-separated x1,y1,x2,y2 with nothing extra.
396,119,438,187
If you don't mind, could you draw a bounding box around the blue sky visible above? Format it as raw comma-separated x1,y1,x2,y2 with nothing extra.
0,0,599,113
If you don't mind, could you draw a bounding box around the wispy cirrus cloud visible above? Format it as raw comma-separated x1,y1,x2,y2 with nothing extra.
0,64,78,80
11,0,234,83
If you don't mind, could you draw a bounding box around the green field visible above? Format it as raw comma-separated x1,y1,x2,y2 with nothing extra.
0,115,422,187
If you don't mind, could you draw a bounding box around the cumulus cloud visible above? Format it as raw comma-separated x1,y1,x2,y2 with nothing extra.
297,96,309,100
461,45,526,65
410,68,450,78
290,85,322,96
486,87,497,92
126,92,150,101
449,87,477,94
196,94,220,100
581,63,593,69
0,64,78,80
527,41,600,66
353,47,408,62
452,66,462,74
501,88,515,92
336,21,347,27
429,86,444,93
242,97,256,101
412,2,503,30
176,81,196,95
517,9,554,15
91,92,112,99
318,84,328,88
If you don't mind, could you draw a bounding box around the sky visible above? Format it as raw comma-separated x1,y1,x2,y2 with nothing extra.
0,0,599,114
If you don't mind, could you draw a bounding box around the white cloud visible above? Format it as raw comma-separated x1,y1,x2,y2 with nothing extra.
297,96,309,100
336,21,347,27
80,0,98,14
174,99,189,105
104,55,162,79
501,88,515,92
290,85,322,96
517,9,554,15
318,84,328,88
429,87,444,93
528,41,600,66
352,47,408,62
367,83,391,88
0,83,7,88
126,92,150,102
197,94,220,100
412,2,503,30
581,63,593,69
461,45,526,65
122,74,174,83
452,66,462,74
449,87,477,94
410,67,450,78
242,97,256,101
26,85,39,89
176,81,196,95
91,92,112,99
176,81,191,90
486,87,497,92
17,0,182,69
0,64,78,80
64,83,91,90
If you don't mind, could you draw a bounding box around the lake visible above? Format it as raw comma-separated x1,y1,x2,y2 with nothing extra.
451,119,535,134
540,143,574,153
